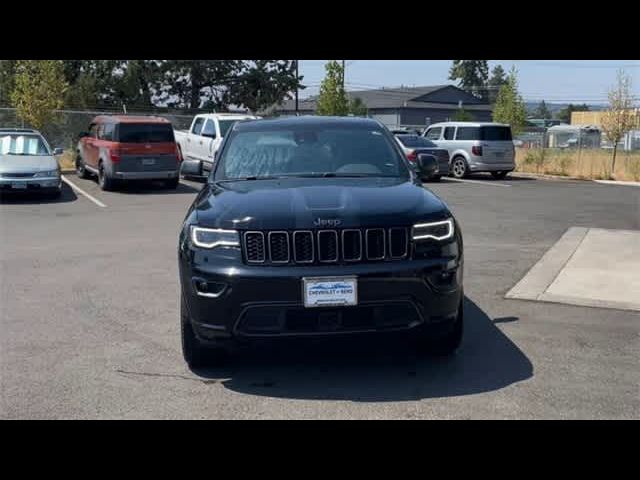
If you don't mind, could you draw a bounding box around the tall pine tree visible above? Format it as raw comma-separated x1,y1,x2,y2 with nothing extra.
449,60,489,101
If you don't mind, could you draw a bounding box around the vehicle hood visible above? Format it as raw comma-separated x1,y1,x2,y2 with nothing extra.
192,178,451,230
0,155,58,173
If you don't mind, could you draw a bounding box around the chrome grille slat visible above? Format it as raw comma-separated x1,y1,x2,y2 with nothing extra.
342,229,362,261
293,231,314,263
244,231,266,263
318,230,339,263
268,231,290,263
389,227,408,259
365,228,386,261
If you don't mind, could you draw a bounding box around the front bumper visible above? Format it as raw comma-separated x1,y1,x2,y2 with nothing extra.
0,176,61,192
179,251,463,344
114,170,179,180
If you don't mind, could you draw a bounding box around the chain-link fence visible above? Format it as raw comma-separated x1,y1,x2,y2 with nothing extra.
0,108,197,150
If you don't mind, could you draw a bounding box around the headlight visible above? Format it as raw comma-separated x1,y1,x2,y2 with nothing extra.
412,218,454,241
190,226,239,249
34,170,59,178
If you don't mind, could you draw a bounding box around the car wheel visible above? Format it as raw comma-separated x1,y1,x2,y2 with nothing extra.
450,157,468,179
76,153,89,179
491,171,508,180
416,300,464,356
181,294,224,369
98,164,116,191
165,177,180,189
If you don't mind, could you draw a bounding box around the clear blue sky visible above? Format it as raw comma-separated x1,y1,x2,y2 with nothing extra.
298,60,640,104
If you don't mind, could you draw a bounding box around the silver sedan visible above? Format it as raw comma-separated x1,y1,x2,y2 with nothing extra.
0,128,63,198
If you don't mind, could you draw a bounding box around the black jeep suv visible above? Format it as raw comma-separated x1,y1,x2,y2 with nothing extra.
178,116,464,367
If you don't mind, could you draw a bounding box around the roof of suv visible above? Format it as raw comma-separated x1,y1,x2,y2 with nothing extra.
427,121,511,128
92,115,171,124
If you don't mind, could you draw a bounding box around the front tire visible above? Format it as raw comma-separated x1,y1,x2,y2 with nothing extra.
491,171,509,180
416,302,464,356
450,157,468,179
180,294,224,368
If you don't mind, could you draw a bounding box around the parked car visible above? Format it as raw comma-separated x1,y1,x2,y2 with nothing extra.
423,122,515,179
394,134,450,181
76,115,180,191
175,113,259,177
178,116,464,367
0,128,63,198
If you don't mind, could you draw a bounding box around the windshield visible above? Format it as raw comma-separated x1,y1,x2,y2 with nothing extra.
117,123,174,143
219,120,240,138
215,125,409,180
396,135,437,148
0,134,51,156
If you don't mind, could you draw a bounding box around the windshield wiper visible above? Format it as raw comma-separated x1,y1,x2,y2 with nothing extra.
284,172,397,178
216,175,287,182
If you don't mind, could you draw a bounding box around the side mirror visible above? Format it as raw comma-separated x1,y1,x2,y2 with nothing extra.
417,153,438,177
79,131,89,138
52,147,64,156
181,159,203,177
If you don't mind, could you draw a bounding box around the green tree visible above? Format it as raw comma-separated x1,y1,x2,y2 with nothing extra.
488,64,508,104
449,60,489,101
156,60,241,110
600,70,636,178
492,67,527,135
453,108,474,121
316,60,348,116
229,60,303,113
0,60,17,106
348,96,367,116
11,60,67,130
555,103,590,123
534,100,552,119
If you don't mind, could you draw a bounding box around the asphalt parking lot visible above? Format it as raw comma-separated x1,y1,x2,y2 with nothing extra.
1,173,638,419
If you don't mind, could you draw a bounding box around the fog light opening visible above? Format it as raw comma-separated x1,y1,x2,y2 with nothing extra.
192,278,227,298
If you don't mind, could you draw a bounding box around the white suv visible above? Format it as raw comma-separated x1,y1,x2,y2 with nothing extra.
423,122,515,179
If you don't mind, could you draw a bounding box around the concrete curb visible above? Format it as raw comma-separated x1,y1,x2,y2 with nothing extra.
513,171,640,186
511,172,590,182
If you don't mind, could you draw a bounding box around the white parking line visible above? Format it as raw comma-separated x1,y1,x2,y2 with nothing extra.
61,175,107,208
444,177,512,187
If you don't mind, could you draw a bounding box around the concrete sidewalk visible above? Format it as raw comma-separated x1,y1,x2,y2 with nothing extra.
507,227,640,312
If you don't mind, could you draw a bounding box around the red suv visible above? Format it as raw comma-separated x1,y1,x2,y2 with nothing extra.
75,115,181,190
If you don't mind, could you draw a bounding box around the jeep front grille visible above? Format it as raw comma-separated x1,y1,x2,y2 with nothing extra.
243,228,408,265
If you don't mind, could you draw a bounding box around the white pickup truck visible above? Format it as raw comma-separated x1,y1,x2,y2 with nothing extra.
175,113,259,176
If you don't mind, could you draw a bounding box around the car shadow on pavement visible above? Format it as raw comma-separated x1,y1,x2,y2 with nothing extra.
192,297,533,402
111,180,201,195
465,174,536,182
0,184,77,204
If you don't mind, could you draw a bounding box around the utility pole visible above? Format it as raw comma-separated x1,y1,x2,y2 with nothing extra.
342,60,346,90
295,60,299,115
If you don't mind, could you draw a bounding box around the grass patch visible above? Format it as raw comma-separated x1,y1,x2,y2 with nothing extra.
57,150,75,171
516,148,640,181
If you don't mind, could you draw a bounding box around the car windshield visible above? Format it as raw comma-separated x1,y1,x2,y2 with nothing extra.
218,120,240,138
0,134,50,156
215,125,409,180
396,135,437,148
117,123,174,143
